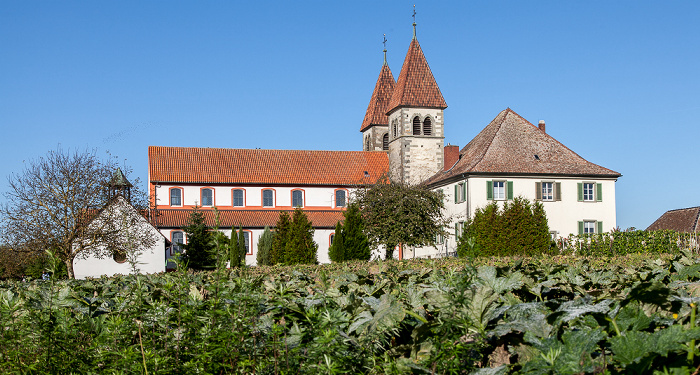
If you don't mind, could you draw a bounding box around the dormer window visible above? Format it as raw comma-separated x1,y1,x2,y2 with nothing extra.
423,117,432,136
413,116,421,135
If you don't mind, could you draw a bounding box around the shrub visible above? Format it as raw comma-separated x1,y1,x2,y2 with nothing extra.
256,226,274,265
328,222,345,263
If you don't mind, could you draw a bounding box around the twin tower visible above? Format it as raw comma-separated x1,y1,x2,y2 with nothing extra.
360,27,448,185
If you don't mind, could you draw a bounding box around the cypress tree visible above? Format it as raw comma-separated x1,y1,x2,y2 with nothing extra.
342,203,370,261
256,226,274,265
237,224,247,265
182,206,215,269
328,222,345,262
285,208,318,265
229,229,240,267
271,211,291,265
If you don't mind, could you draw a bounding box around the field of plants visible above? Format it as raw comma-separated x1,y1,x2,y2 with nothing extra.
3,251,700,374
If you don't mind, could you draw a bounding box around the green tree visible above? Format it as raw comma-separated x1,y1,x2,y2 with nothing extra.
182,206,215,269
256,226,274,266
342,203,370,261
270,211,291,265
285,208,318,265
328,222,345,262
459,196,551,257
353,179,448,259
237,225,247,266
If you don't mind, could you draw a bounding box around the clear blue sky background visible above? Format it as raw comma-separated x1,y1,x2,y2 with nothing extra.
1,1,698,231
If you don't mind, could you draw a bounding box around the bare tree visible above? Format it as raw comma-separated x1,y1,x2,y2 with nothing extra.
0,148,155,278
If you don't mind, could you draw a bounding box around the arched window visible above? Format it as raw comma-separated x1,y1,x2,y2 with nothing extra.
382,133,389,150
201,188,213,206
292,190,304,207
335,190,346,207
423,117,432,136
262,189,274,207
170,188,182,206
172,231,184,255
232,189,244,207
412,116,421,135
365,136,371,151
392,120,398,138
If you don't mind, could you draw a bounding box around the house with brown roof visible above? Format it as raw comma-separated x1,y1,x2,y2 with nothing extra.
647,207,700,233
146,21,621,264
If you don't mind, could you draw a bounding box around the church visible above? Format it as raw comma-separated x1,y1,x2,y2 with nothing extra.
146,22,621,266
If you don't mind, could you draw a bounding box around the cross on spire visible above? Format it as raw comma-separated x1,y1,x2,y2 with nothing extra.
383,34,387,65
412,5,417,40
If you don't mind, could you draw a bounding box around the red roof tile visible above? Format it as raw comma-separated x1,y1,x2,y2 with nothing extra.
424,108,621,186
360,64,395,132
387,39,447,113
149,147,389,185
646,207,700,232
154,209,344,229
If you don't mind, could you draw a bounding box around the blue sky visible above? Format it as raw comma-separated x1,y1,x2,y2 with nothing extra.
1,1,698,231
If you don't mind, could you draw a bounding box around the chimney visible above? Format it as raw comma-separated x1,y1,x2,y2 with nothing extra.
538,120,546,133
444,144,460,171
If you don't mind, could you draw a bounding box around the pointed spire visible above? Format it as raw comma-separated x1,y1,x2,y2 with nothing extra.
412,4,417,40
387,36,447,113
361,42,396,132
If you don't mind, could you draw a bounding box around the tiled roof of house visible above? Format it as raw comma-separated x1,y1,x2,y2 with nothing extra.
149,146,389,185
424,108,621,186
360,64,395,132
387,39,446,113
154,209,344,229
646,207,700,232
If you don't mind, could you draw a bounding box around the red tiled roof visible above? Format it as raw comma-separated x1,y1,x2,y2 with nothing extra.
387,39,447,113
424,108,621,186
149,147,389,185
646,207,700,232
360,64,395,132
154,209,344,229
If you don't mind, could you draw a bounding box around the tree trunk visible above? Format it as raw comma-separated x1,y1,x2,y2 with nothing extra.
64,257,75,279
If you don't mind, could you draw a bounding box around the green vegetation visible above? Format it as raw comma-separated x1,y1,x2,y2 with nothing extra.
459,196,552,257
4,249,700,373
256,226,274,266
268,208,318,265
181,206,215,269
329,203,370,262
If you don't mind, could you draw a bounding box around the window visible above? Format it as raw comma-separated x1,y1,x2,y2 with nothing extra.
436,232,444,244
412,116,421,135
392,120,398,138
536,182,561,201
330,234,335,246
232,189,244,207
365,136,371,151
455,221,465,238
382,133,389,150
170,188,182,206
454,182,466,203
292,190,304,207
578,182,602,202
172,231,184,255
578,221,603,235
243,231,251,255
263,189,274,207
201,188,213,206
423,117,432,136
487,180,513,201
335,190,346,207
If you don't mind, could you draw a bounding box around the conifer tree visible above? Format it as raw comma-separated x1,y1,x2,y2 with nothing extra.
270,211,291,265
229,229,240,268
342,203,370,261
237,224,247,265
182,206,215,269
256,226,274,266
285,208,318,265
328,222,345,262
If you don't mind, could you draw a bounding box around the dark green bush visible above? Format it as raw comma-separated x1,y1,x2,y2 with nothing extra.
561,229,697,256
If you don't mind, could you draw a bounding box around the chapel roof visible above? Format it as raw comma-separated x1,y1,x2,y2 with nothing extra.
148,146,389,186
423,108,621,186
360,63,395,132
646,206,700,233
154,209,344,229
387,38,446,113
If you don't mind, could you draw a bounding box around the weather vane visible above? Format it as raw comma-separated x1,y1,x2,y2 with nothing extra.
412,5,417,39
383,34,388,65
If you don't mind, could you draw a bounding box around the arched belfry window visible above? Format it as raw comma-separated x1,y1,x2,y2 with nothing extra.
423,117,432,136
382,133,389,150
392,120,398,138
365,136,371,151
412,116,421,135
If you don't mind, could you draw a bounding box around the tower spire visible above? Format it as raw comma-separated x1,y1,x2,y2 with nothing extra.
383,34,387,66
412,4,417,40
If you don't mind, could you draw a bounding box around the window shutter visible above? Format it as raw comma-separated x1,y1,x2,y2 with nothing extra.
535,182,542,200
597,221,603,234
596,183,603,202
454,185,458,203
455,223,459,237
462,182,466,203
507,181,514,200
577,183,583,202
486,181,493,200
578,221,584,235
555,182,562,201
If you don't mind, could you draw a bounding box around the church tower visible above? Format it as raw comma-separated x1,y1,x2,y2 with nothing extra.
386,21,447,185
361,39,395,152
